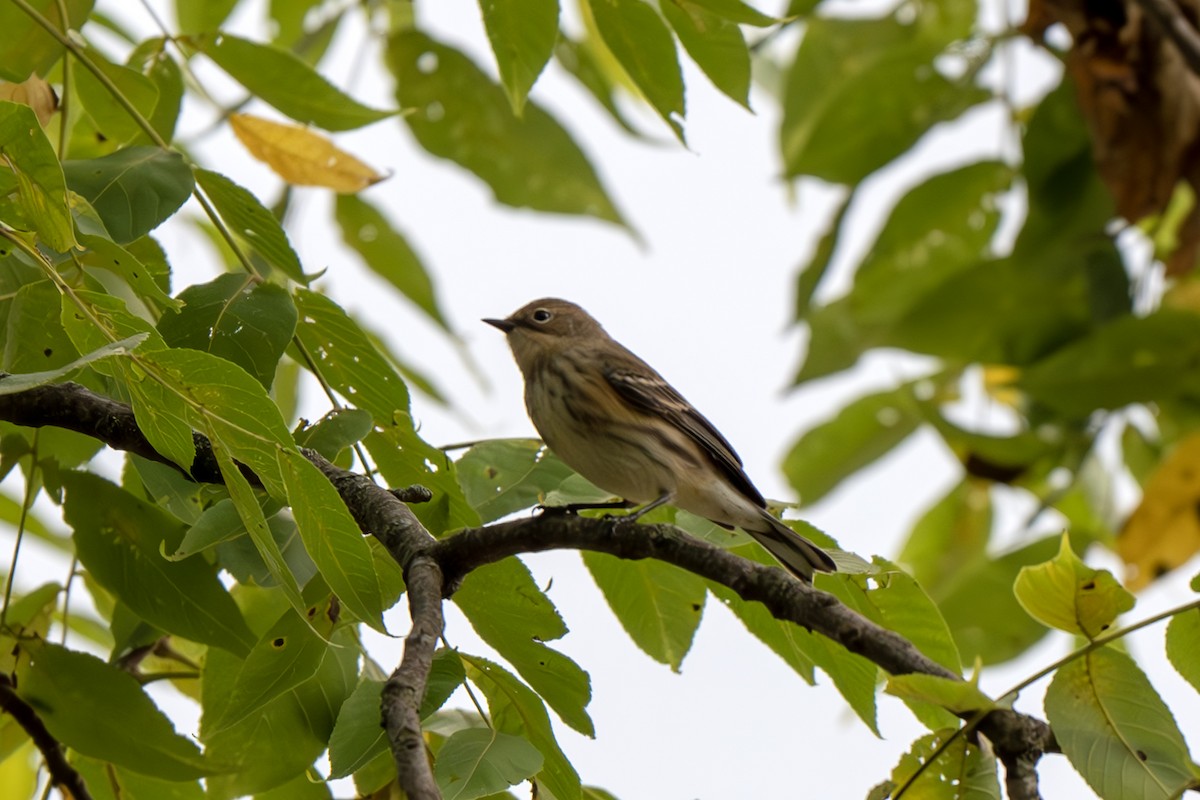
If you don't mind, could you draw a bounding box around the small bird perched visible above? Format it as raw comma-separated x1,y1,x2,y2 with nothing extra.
484,298,836,581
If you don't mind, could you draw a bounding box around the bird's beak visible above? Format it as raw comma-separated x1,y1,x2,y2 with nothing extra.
483,317,516,333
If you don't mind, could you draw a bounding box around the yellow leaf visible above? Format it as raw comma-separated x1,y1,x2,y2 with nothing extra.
1119,431,1200,590
0,74,58,126
229,113,384,193
981,363,1022,406
1015,533,1134,638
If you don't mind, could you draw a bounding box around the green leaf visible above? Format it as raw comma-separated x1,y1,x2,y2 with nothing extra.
435,728,543,800
938,535,1060,665
889,728,1002,799
293,408,374,461
780,9,984,183
205,595,339,735
897,480,992,599
586,0,685,140
73,45,160,145
687,0,776,25
78,232,181,311
661,0,751,109
554,36,644,136
782,384,922,505
192,33,394,131
1046,647,1197,800
1166,608,1200,693
171,497,245,556
157,273,298,389
478,0,559,114
63,146,193,243
62,471,256,655
5,281,79,375
1014,533,1135,638
0,0,93,81
328,679,388,779
388,31,628,227
884,673,996,716
794,188,854,322
129,39,185,144
455,559,593,736
421,648,468,719
461,654,582,800
456,439,574,523
582,550,705,672
279,448,386,630
1021,310,1200,417
334,193,448,330
17,642,220,779
193,168,308,284
706,582,814,682
74,755,207,800
175,0,238,32
0,333,146,394
797,161,1012,381
0,101,76,251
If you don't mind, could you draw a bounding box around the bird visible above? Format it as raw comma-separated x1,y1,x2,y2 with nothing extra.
484,298,836,581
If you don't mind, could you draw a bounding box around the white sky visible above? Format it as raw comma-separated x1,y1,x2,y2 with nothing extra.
5,1,1200,798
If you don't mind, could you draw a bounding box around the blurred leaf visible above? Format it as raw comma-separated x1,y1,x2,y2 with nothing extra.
783,383,922,506
884,673,996,716
73,45,159,145
0,0,93,82
435,728,543,800
1118,431,1200,590
781,8,984,183
794,188,853,322
0,74,58,125
390,30,628,228
478,0,559,114
62,471,256,655
0,100,76,251
797,161,1012,381
1021,310,1200,417
205,594,340,735
1015,534,1134,638
127,38,184,143
157,272,298,389
889,728,1001,799
582,550,705,672
1046,647,1196,800
688,0,776,25
334,193,448,329
193,167,309,283
455,559,593,735
897,480,992,599
279,448,387,631
554,36,644,135
73,756,207,800
662,0,751,108
192,33,394,131
456,438,573,523
586,0,685,140
17,642,219,779
461,654,582,800
230,113,384,192
1165,608,1200,694
64,146,193,243
174,0,238,32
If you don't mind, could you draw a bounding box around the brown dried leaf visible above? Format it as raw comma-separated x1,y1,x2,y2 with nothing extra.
1118,431,1200,589
0,75,58,126
229,113,385,193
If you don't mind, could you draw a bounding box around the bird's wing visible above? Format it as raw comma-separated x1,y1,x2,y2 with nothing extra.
604,362,767,508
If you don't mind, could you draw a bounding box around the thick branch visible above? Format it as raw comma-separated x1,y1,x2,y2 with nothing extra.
0,675,92,800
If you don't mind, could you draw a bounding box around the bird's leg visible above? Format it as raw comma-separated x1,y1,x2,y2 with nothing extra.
537,499,637,515
622,491,674,522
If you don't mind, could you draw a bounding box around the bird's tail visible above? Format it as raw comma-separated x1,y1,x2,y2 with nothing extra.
747,510,837,581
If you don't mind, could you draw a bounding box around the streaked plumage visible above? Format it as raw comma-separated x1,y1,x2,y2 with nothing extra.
485,298,836,580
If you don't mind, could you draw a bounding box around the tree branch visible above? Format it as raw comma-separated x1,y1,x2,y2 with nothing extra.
0,674,93,800
0,380,1057,797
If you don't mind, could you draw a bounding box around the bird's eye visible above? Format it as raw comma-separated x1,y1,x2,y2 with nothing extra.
532,308,553,323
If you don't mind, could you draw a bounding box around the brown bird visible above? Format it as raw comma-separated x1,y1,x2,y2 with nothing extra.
485,298,836,580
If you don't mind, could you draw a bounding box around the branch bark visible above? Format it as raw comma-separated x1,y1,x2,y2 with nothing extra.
0,675,93,800
0,380,1057,798
1134,0,1200,75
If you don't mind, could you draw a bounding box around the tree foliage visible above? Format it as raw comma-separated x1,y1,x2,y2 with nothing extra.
1,0,1200,799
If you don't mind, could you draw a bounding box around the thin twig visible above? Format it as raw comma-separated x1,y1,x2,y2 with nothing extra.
0,675,93,800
